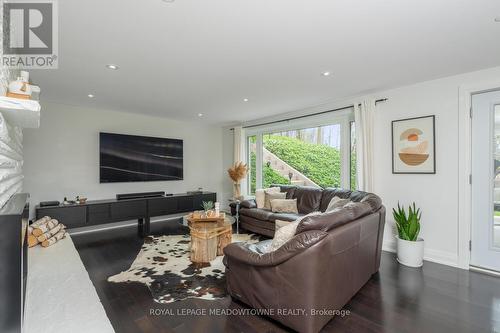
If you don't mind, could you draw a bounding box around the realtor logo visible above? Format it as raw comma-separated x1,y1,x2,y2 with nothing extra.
2,0,58,69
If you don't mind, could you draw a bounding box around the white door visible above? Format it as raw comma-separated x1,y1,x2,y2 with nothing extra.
471,90,500,272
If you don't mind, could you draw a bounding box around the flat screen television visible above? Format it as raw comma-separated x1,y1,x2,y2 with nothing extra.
99,132,183,183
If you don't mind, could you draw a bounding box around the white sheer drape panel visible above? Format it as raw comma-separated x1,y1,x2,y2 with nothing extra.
354,100,376,192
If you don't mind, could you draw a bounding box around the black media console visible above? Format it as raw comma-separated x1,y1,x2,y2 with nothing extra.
35,191,216,237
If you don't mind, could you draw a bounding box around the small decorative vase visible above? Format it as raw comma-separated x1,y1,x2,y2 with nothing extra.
233,183,241,199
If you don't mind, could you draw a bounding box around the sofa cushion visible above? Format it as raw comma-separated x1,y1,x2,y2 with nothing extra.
264,192,286,210
319,188,353,212
295,202,373,234
255,187,280,208
271,199,298,214
320,188,382,213
325,196,350,212
269,212,303,222
293,186,323,214
239,208,275,222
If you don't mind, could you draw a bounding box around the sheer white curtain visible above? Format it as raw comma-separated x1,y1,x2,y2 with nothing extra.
233,126,247,195
354,100,376,192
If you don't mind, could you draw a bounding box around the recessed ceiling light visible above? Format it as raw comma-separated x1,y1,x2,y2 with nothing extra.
495,17,500,22
322,71,331,76
198,113,203,117
87,94,95,98
243,98,249,102
106,64,119,70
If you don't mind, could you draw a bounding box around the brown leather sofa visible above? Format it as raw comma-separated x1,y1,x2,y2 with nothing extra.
233,185,380,237
224,187,385,333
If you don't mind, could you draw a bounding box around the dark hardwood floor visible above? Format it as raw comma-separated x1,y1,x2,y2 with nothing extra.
72,220,500,333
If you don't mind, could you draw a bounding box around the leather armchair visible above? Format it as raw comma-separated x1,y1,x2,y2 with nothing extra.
223,204,386,333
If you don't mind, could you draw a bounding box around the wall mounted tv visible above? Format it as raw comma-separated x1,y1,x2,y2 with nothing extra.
99,132,183,183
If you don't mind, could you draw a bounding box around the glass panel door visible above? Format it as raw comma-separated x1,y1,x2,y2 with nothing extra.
494,105,500,248
471,91,500,272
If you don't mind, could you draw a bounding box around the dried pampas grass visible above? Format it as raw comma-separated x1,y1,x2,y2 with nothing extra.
227,162,248,183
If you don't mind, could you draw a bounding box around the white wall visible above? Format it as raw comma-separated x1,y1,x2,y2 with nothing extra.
372,66,500,267
23,102,225,217
236,66,500,268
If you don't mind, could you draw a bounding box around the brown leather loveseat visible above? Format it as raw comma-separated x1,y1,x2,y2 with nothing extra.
224,187,385,333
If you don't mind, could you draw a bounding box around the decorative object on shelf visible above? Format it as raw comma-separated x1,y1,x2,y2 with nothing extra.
27,215,67,248
202,200,215,218
7,71,32,99
39,200,59,207
214,201,220,217
393,202,424,267
62,197,76,205
76,196,87,204
187,210,225,222
392,115,435,174
227,161,248,200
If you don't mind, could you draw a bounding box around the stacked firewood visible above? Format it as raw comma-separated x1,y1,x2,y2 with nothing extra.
28,216,67,248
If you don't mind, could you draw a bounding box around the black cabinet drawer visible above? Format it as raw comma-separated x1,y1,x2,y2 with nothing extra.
178,195,194,212
110,200,147,220
37,206,87,228
148,197,178,216
87,204,110,225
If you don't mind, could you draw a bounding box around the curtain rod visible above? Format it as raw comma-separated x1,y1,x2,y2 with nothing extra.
230,98,387,130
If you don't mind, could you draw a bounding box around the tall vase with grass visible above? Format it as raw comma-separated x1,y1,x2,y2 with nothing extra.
393,202,424,267
228,162,248,200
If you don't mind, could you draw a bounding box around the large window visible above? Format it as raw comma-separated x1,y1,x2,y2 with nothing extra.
246,110,356,194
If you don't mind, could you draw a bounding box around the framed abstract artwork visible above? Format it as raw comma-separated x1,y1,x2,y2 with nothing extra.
392,115,435,174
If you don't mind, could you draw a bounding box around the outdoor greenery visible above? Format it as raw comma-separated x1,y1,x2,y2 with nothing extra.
249,134,357,192
393,202,422,241
249,152,288,193
264,135,342,188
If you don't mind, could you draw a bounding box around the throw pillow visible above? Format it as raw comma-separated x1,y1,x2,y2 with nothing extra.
270,198,299,214
325,196,350,212
255,187,280,209
268,212,322,252
269,220,300,251
275,219,291,229
264,192,286,210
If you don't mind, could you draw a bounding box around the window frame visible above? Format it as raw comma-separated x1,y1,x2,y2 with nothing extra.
244,109,355,194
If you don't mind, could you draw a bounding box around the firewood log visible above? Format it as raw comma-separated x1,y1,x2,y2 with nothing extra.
28,235,39,247
32,219,59,237
41,229,66,248
37,224,65,243
28,216,51,236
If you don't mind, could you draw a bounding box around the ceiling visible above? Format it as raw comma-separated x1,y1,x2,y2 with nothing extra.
31,0,500,125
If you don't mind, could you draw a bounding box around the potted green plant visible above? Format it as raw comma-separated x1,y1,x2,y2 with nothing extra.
202,201,215,218
393,202,424,267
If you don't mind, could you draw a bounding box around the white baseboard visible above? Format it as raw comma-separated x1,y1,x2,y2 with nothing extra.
382,239,459,268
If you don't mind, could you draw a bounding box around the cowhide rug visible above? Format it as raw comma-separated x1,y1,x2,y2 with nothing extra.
107,234,260,303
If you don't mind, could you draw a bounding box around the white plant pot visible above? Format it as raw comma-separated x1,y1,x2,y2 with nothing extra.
395,236,424,268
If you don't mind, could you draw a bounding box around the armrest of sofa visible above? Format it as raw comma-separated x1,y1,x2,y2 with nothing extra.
223,230,328,267
229,198,256,210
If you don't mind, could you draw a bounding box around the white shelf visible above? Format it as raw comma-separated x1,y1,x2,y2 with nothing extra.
0,96,40,128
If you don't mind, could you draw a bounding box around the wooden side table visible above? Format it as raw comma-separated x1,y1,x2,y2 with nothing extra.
183,212,235,263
